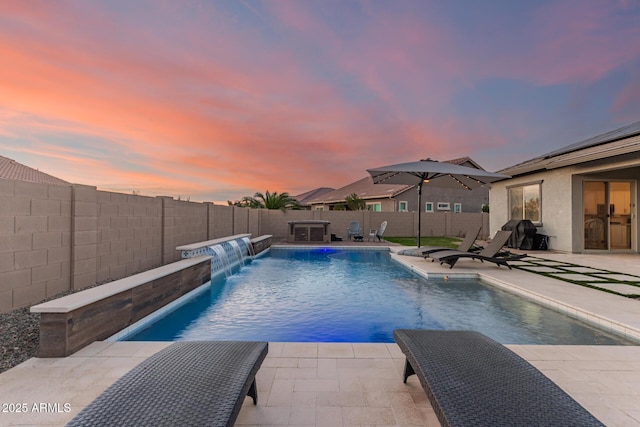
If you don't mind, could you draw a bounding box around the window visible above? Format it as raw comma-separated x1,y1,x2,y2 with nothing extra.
367,202,381,212
437,202,450,211
454,203,462,213
425,202,434,212
508,182,541,224
398,201,408,212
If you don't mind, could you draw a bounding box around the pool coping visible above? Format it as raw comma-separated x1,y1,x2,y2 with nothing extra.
272,244,390,251
176,233,252,251
30,256,212,313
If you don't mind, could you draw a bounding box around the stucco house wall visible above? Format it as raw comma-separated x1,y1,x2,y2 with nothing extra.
490,168,574,252
491,153,640,253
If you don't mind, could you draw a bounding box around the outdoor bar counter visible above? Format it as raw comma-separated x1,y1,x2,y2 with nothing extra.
287,220,331,243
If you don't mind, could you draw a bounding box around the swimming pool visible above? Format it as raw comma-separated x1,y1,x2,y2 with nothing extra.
125,248,634,345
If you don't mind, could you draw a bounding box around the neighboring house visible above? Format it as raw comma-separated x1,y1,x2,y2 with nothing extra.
307,157,490,213
292,187,335,209
0,155,70,186
306,176,413,211
490,120,640,253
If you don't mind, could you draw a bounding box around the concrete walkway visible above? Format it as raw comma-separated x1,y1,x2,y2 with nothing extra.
1,249,639,426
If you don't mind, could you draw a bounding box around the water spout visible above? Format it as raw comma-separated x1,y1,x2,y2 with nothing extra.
227,240,246,267
208,245,231,278
241,236,256,257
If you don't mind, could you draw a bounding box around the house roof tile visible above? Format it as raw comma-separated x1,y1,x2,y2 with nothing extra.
292,187,335,205
0,156,70,186
306,176,413,204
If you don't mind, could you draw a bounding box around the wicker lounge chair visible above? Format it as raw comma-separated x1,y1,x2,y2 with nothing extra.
428,230,525,269
67,341,268,427
421,225,482,257
393,329,604,427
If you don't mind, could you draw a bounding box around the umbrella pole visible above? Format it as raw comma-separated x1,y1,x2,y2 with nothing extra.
417,181,423,248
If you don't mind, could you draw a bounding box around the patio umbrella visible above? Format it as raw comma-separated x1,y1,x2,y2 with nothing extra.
367,159,510,247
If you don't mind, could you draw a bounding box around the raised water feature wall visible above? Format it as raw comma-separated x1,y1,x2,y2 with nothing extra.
177,234,271,278
29,234,273,357
30,256,210,357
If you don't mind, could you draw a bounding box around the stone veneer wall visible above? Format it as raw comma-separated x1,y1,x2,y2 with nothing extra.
34,257,210,357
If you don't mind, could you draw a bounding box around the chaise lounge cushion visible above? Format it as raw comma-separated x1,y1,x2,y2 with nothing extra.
67,341,268,427
393,329,603,427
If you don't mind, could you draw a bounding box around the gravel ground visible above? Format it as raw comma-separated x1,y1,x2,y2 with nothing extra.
0,306,40,374
1,285,102,374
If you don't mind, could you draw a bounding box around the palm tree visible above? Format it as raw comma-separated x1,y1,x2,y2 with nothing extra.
240,191,301,210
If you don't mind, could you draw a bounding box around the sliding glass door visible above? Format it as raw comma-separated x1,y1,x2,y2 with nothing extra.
583,181,632,250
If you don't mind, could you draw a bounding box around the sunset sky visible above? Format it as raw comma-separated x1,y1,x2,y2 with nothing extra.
1,1,639,203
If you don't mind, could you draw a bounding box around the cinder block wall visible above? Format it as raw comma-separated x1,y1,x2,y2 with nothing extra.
261,209,312,240
449,212,488,238
96,190,162,284
161,198,209,263
0,180,72,312
209,204,234,238
259,210,489,242
369,212,412,238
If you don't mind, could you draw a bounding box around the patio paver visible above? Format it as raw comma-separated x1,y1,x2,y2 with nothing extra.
1,341,639,426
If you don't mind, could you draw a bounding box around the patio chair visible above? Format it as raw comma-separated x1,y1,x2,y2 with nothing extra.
347,221,362,241
67,341,268,427
376,220,387,241
429,230,526,269
393,329,604,427
421,225,482,257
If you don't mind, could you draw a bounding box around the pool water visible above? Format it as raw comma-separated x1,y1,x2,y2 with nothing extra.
126,248,634,345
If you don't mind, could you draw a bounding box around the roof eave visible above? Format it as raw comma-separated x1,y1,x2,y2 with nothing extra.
500,133,640,177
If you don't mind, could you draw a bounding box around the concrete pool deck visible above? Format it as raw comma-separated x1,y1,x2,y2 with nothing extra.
1,249,640,426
